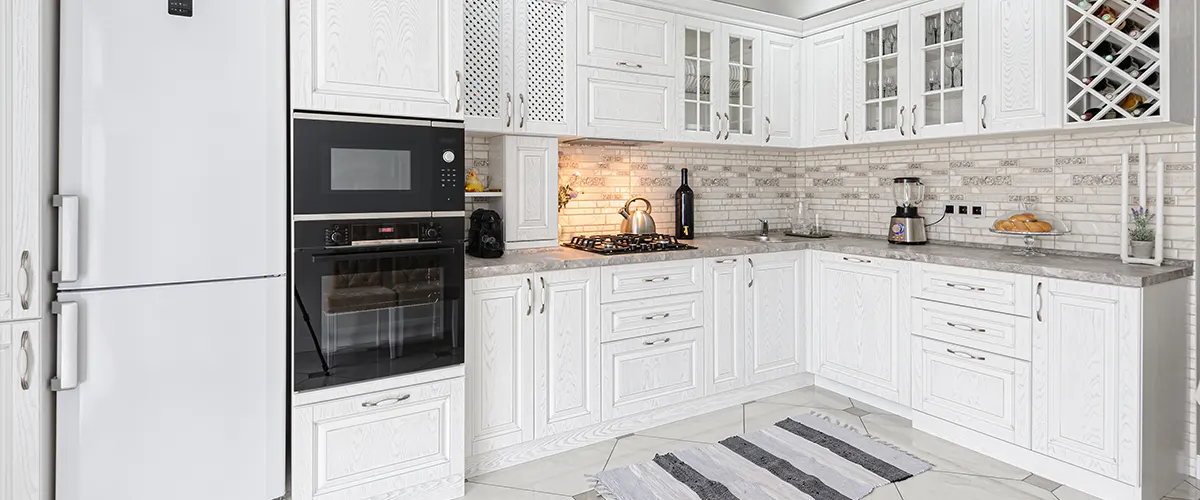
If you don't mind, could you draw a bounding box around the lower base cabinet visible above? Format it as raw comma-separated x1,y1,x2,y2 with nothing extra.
601,327,703,420
912,336,1031,447
1,320,45,500
291,376,465,500
744,252,805,384
704,257,745,394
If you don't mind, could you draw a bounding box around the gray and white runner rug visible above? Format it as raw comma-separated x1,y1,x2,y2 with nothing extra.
593,412,932,500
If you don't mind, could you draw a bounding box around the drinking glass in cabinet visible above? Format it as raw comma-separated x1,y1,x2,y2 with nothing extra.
945,8,963,41
866,30,880,58
882,25,898,55
945,52,963,88
925,16,941,46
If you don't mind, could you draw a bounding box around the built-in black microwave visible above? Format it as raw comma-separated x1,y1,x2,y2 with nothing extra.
293,113,464,216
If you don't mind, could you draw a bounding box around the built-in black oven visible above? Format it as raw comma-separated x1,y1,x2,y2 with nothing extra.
292,216,465,392
293,113,464,216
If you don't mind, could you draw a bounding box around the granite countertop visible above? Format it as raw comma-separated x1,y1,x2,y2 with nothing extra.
465,235,1194,287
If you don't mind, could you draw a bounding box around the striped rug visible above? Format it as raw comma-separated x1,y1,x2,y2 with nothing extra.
593,412,932,500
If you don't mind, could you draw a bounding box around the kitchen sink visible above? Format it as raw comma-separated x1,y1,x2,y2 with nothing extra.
730,234,797,243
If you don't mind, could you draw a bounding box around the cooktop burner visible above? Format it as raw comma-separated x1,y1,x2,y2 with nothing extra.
563,234,697,254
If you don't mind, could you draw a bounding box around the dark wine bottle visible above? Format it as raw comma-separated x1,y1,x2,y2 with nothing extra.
1118,56,1147,78
1094,78,1123,100
675,167,695,239
1084,40,1118,62
1131,99,1158,117
1124,20,1145,39
1142,32,1160,51
1082,107,1118,121
1141,71,1159,88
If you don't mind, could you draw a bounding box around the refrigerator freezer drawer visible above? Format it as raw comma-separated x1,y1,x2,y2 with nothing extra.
55,277,286,500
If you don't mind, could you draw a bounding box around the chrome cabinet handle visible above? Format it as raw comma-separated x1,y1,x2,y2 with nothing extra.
980,95,988,129
642,337,670,346
643,312,671,320
714,111,722,139
842,257,871,264
723,113,731,140
765,116,772,143
843,113,850,141
716,258,738,264
53,195,80,283
947,321,986,333
910,104,917,135
363,394,411,408
19,330,31,391
642,276,670,283
51,301,79,391
616,61,644,69
506,92,513,127
540,277,547,314
455,70,462,113
899,107,906,136
748,258,755,288
519,93,527,128
18,250,31,310
946,282,985,292
1035,282,1043,322
946,348,985,361
526,278,533,316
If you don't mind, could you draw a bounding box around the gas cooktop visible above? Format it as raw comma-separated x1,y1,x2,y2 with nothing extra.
562,234,697,255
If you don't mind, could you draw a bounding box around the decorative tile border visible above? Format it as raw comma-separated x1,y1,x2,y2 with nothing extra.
962,175,1012,186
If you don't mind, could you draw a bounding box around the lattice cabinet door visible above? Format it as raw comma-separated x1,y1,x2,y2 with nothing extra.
464,0,515,133
1063,0,1194,127
515,0,577,135
906,0,979,139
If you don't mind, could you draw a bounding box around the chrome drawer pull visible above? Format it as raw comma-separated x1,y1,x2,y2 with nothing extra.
946,348,985,361
716,258,738,264
947,321,985,333
842,257,871,264
363,394,411,408
642,276,671,283
526,278,533,316
19,331,32,391
617,61,644,69
643,337,670,346
643,312,671,321
946,282,985,292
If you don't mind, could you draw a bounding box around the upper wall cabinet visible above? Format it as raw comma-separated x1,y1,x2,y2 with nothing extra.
291,0,465,120
803,25,854,147
762,32,803,148
906,0,979,139
676,17,723,143
464,0,577,135
978,0,1061,132
1062,0,1193,127
577,0,675,76
852,11,909,143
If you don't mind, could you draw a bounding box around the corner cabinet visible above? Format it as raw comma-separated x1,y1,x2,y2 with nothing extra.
464,0,576,135
291,0,465,120
744,252,804,385
804,25,854,147
811,252,911,405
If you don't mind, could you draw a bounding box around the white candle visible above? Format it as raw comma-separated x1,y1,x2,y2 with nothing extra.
1121,153,1129,259
1139,142,1147,206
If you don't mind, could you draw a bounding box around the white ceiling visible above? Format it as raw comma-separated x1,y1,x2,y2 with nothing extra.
711,0,864,19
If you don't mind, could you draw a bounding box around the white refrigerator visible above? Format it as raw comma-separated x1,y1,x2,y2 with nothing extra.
53,1,287,499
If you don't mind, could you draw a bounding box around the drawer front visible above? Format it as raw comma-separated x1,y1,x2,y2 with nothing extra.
292,377,465,500
602,293,704,343
911,298,1032,361
602,327,703,420
601,259,702,303
913,263,1032,316
913,337,1030,447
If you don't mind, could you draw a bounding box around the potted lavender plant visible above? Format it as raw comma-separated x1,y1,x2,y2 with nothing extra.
1129,206,1155,259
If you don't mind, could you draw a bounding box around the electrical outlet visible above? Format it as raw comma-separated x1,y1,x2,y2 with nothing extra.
957,205,969,215
971,205,984,217
944,204,955,214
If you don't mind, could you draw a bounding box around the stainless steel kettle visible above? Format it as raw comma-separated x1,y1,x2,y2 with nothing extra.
618,197,657,234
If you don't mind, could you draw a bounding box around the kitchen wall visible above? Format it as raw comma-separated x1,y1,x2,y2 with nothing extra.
466,124,1199,473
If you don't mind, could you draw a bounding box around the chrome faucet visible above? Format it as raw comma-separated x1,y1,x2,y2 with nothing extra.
758,219,770,236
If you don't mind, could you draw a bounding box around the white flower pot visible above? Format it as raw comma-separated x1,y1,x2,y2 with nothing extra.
1130,240,1154,259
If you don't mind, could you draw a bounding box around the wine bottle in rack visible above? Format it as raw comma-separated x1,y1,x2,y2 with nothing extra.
1084,40,1119,62
1119,93,1146,113
1124,20,1145,39
1118,56,1147,78
1132,99,1158,117
1095,78,1123,100
1081,73,1100,85
1144,0,1159,11
1141,71,1159,88
1077,0,1093,8
1096,6,1126,29
1142,32,1160,51
1082,107,1118,121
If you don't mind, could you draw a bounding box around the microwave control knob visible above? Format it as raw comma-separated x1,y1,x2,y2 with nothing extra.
330,231,345,245
442,150,455,163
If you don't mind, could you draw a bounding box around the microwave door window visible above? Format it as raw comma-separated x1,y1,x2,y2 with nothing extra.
330,148,413,191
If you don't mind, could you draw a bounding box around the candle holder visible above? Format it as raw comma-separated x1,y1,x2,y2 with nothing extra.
1120,143,1165,266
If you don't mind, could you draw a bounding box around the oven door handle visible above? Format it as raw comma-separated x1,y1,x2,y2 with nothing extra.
310,247,458,262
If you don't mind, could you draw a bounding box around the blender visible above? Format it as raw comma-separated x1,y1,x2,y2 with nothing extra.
888,177,928,244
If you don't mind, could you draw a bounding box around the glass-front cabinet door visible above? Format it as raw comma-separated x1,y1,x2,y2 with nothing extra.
723,25,763,145
677,16,725,143
854,11,909,143
909,0,978,138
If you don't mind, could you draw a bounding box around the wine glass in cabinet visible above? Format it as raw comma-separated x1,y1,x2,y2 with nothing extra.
854,11,909,143
908,0,978,138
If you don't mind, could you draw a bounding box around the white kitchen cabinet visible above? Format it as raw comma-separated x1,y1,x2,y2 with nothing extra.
533,268,602,438
812,252,911,405
601,327,703,420
977,0,1059,133
464,0,576,135
0,321,42,500
577,0,675,76
803,25,854,147
721,24,765,145
577,67,676,141
853,11,910,143
489,136,559,247
703,257,744,395
912,336,1031,447
744,252,804,385
762,32,802,147
675,16,724,143
906,0,979,139
465,275,534,456
292,375,465,500
291,0,465,120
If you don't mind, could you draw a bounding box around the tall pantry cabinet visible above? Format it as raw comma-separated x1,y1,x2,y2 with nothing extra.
1,0,57,499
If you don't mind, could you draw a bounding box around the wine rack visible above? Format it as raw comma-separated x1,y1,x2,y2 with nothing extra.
1064,0,1164,124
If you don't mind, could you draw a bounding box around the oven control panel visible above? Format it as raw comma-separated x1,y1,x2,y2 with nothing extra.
325,221,442,247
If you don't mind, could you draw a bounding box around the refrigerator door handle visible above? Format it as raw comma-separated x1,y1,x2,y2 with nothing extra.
53,195,80,283
51,301,80,391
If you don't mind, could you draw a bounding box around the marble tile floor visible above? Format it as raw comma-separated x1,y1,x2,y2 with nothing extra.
463,386,1200,500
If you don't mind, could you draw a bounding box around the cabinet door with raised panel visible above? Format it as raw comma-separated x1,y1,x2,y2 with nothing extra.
465,275,534,456
704,257,744,394
534,268,601,437
577,0,674,76
978,0,1058,133
907,0,978,138
0,321,41,500
762,32,801,147
291,0,465,120
744,252,804,384
464,0,515,133
492,136,559,245
1032,278,1138,483
804,25,854,147
722,25,764,145
515,0,576,135
812,252,911,404
676,16,725,144
853,11,910,143
577,67,675,141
